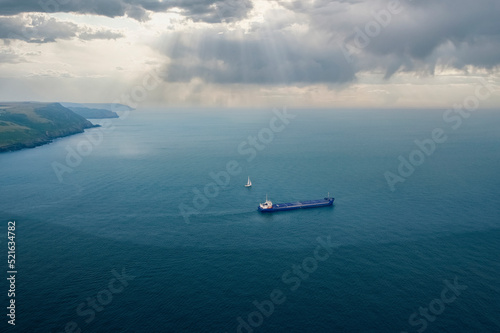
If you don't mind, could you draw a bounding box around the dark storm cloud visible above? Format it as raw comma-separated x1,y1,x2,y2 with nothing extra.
158,0,500,85
0,15,123,43
3,0,498,85
302,0,500,77
0,0,253,22
160,29,356,85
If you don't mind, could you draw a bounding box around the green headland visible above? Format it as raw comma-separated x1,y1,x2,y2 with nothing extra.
0,102,98,152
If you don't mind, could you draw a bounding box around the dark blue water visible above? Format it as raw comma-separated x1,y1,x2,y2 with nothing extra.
1,108,499,332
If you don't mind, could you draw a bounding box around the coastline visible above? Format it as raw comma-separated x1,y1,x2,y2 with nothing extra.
0,102,105,154
0,123,100,153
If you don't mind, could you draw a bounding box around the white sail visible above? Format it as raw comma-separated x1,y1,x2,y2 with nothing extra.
245,176,252,187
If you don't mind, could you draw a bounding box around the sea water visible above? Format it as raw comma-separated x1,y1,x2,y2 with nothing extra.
0,108,499,332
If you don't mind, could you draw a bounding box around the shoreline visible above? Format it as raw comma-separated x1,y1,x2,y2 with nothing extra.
0,124,100,153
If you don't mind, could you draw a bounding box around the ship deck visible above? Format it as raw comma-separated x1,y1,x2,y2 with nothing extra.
259,198,334,212
274,199,331,209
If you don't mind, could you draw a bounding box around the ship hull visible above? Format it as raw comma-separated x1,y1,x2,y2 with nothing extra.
258,198,334,212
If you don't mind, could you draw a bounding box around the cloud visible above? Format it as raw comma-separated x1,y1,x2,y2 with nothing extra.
3,0,499,83
0,48,26,63
299,0,500,77
1,0,499,108
78,28,124,41
0,46,43,64
0,0,253,22
152,0,500,87
27,69,76,78
157,4,357,86
161,28,355,85
0,14,77,43
0,14,123,43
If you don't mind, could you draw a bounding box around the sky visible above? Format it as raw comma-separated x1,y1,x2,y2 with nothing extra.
0,0,499,108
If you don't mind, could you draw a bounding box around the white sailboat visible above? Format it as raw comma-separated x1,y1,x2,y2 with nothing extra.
245,176,252,187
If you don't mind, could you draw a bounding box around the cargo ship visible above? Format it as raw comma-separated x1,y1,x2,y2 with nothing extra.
258,194,334,212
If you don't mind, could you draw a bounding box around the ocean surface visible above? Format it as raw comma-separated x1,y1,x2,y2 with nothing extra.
1,108,499,332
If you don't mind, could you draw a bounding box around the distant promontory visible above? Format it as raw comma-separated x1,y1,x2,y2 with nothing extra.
0,102,130,153
61,102,133,119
